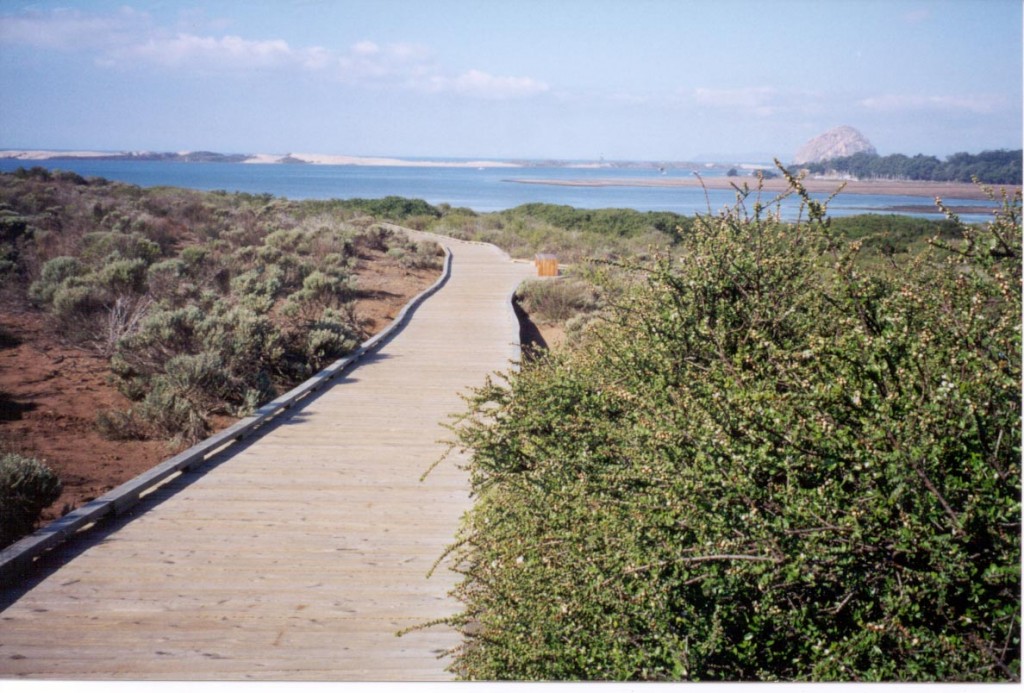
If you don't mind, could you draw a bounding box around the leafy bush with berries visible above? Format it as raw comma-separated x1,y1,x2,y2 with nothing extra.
435,180,1020,681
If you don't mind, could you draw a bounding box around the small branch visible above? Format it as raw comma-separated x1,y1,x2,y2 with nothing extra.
913,460,962,536
827,591,856,616
602,553,780,587
682,572,712,586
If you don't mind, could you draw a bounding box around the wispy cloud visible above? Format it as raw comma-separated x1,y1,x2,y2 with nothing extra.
695,86,778,113
858,93,1001,114
0,6,151,51
119,34,295,70
693,86,825,117
335,41,438,85
0,7,548,99
425,69,549,99
902,9,931,24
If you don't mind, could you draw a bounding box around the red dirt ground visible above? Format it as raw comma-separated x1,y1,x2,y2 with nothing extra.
0,251,438,528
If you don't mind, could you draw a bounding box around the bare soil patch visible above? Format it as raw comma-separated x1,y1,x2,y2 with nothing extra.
513,297,566,360
0,250,438,528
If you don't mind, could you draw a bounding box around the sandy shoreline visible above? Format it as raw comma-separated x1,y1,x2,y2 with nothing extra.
0,149,522,169
280,152,521,167
504,176,1021,201
0,150,119,160
2,150,1016,200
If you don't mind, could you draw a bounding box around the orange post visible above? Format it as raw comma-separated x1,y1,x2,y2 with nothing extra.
534,253,558,277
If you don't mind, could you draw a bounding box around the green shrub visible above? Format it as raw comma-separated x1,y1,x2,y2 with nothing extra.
230,266,283,303
394,240,444,270
0,453,62,547
515,277,602,324
179,245,208,270
286,268,354,315
51,282,107,328
336,196,440,221
146,259,192,304
354,224,393,252
81,230,160,265
137,351,229,443
303,307,360,371
95,409,150,441
95,257,148,294
111,306,206,388
0,209,30,244
435,188,1021,681
198,305,283,394
29,256,84,304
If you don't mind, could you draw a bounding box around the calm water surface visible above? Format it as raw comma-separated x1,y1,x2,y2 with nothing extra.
0,158,994,222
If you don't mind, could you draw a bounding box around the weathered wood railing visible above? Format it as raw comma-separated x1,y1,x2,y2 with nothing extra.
0,241,453,582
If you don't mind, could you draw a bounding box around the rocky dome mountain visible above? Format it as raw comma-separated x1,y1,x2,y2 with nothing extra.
793,126,877,165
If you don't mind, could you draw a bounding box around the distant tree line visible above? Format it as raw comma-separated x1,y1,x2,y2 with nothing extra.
802,149,1022,185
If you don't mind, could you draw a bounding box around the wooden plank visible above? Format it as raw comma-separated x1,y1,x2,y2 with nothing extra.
0,232,533,680
0,242,453,581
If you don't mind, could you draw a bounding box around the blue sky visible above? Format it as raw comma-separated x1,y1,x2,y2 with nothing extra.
0,0,1020,161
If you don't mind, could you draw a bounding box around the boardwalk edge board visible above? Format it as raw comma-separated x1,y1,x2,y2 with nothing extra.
0,237,455,582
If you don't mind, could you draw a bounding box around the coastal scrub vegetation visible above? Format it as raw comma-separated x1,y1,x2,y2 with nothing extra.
427,199,965,270
0,452,62,547
0,168,442,452
433,180,1021,681
427,196,968,343
427,203,694,264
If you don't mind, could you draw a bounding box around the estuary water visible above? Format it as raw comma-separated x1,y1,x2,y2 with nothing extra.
0,158,995,222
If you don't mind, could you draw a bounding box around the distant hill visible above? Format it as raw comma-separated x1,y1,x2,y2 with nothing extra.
793,126,877,165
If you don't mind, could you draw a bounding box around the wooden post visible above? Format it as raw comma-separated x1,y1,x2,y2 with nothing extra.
534,253,558,277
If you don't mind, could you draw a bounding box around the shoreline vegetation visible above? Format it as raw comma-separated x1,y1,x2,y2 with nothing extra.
5,149,1015,206
3,150,1020,194
502,175,1022,202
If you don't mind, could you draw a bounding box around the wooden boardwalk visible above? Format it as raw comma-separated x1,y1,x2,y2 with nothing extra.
0,233,535,680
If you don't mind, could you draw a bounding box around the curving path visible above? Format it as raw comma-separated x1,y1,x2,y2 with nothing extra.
0,232,535,680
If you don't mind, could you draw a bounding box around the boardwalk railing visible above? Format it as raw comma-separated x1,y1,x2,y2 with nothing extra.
0,242,453,582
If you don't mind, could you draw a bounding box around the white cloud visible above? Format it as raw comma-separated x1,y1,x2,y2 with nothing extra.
336,41,437,84
0,7,549,99
0,6,151,51
859,94,1000,114
434,69,549,99
695,86,779,114
125,34,295,70
301,46,333,71
692,86,826,118
351,40,380,56
605,91,650,105
903,9,931,24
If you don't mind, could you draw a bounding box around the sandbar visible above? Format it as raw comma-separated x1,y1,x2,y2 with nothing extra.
504,175,1021,201
253,153,522,168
